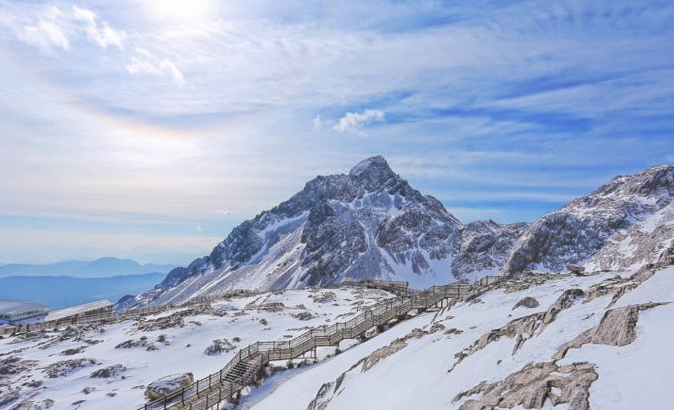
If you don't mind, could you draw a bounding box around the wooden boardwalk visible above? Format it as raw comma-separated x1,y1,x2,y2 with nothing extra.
136,277,500,410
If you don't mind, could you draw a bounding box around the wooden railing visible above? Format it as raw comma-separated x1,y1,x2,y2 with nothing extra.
136,277,500,410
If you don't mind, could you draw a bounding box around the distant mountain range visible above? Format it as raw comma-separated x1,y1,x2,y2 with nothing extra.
0,257,176,279
0,273,167,309
118,157,673,308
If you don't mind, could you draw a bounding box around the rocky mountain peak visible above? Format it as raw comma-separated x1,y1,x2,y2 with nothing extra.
348,155,399,191
595,164,674,199
564,164,674,217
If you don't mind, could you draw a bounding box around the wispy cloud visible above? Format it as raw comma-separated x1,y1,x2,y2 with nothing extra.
312,115,323,131
13,4,125,51
72,6,125,49
1,0,673,261
126,48,185,85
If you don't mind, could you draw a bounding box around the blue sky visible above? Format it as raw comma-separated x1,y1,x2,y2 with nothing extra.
0,0,673,264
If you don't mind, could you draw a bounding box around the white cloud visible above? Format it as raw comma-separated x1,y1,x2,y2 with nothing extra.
312,115,323,131
192,223,203,232
215,209,231,216
14,5,125,51
126,49,186,85
333,109,385,136
21,20,70,51
72,6,125,49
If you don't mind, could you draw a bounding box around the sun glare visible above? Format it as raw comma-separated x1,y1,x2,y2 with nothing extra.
141,0,218,23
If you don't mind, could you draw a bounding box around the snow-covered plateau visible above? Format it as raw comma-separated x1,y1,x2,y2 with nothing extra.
2,262,673,410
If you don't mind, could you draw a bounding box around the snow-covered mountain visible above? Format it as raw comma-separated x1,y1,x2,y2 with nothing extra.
127,159,673,308
127,156,525,307
503,165,674,274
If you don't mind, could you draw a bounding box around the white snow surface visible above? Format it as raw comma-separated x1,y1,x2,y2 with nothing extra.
4,268,673,410
0,287,391,410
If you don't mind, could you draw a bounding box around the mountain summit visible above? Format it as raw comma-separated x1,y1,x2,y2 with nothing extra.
125,159,673,308
126,156,525,307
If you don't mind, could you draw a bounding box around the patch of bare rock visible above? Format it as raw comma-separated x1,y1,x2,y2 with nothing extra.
451,289,585,371
145,373,194,400
0,357,37,377
90,364,127,379
135,309,196,332
292,311,316,321
311,291,337,304
43,358,98,378
307,326,443,410
555,302,668,360
512,297,540,309
115,334,168,351
453,361,598,410
204,338,236,355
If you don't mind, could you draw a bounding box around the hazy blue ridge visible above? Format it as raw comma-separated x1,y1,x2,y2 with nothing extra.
0,257,176,278
0,273,166,309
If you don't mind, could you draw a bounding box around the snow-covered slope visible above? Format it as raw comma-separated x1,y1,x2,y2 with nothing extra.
0,287,392,410
504,165,674,274
245,265,674,410
126,156,526,307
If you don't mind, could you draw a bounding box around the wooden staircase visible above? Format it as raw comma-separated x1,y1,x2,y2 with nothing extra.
223,357,258,384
